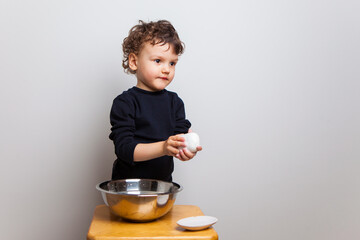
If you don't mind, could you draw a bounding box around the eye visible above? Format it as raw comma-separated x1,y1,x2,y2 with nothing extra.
170,62,177,66
154,59,160,63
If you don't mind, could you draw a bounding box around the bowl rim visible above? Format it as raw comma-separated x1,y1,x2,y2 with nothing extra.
96,178,183,196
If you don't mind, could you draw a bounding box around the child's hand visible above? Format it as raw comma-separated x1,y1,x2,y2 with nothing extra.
176,144,202,161
163,135,186,157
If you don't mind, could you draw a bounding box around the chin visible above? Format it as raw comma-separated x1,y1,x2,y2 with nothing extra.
154,84,169,91
155,87,166,91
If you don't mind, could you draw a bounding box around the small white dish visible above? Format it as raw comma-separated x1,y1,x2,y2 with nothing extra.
177,216,218,231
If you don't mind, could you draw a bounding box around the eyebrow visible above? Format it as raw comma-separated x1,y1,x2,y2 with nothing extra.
151,55,178,62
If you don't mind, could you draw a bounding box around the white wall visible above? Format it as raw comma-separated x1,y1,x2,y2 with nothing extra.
1,0,359,239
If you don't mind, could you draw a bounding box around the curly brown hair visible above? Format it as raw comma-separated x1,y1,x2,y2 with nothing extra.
122,20,185,74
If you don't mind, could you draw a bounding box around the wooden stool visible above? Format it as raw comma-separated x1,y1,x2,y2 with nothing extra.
87,205,218,240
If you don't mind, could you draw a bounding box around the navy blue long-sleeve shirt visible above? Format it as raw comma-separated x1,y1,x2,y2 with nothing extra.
109,87,191,181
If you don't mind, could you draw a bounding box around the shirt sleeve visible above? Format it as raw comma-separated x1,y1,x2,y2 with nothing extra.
109,96,138,165
173,94,191,134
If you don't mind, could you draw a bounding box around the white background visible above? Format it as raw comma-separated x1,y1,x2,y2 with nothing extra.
1,0,359,239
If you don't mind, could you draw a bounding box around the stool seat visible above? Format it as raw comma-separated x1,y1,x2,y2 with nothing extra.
87,204,218,240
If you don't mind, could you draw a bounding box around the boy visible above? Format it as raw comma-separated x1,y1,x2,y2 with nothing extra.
109,20,202,182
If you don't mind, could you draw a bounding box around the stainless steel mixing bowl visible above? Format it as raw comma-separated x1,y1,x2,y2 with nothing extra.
96,179,182,222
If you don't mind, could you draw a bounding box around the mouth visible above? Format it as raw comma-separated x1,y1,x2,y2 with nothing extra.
159,77,168,81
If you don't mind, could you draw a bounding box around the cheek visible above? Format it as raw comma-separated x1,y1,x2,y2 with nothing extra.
169,67,176,76
170,71,176,80
140,65,157,79
146,64,159,75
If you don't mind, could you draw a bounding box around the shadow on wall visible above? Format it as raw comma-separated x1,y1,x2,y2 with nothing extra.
75,77,131,240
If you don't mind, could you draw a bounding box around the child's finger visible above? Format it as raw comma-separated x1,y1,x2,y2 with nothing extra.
176,155,184,161
182,148,195,159
170,147,180,156
175,152,185,161
179,149,191,161
177,142,186,148
166,144,179,156
174,134,185,141
171,138,186,148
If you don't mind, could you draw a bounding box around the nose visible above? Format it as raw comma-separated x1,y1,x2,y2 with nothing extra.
161,64,170,74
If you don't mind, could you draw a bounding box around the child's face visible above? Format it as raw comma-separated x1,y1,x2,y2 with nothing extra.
130,42,178,92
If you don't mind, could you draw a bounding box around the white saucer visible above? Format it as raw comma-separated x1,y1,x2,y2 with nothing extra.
177,216,218,231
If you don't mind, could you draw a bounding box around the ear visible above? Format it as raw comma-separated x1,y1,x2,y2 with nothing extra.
128,53,138,72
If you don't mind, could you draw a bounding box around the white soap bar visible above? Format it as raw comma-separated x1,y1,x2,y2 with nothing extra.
181,132,200,153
